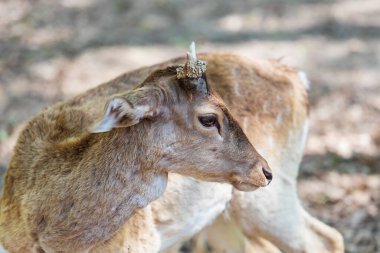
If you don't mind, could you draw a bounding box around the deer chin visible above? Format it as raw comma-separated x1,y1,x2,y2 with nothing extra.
230,174,268,191
232,182,259,192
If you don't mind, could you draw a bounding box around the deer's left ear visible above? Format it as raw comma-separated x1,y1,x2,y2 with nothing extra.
90,88,162,133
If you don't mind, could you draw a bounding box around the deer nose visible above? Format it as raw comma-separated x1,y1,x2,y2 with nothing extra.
262,167,272,185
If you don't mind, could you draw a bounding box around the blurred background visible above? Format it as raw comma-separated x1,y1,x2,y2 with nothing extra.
0,0,379,252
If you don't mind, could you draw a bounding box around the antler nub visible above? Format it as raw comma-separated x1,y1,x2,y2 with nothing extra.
177,42,207,79
188,41,197,62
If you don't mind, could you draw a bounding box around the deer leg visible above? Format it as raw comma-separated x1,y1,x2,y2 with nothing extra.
227,175,344,253
193,175,343,253
243,235,281,253
193,214,245,253
192,214,281,253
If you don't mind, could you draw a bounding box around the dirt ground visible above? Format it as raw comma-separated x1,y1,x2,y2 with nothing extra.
0,0,379,252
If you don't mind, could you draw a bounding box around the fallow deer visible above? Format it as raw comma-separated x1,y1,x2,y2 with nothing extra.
152,54,344,253
0,44,272,253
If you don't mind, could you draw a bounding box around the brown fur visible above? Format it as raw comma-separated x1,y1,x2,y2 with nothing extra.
0,53,274,252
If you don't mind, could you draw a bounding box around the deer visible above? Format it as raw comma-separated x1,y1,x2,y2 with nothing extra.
0,43,273,253
151,54,345,253
0,43,344,253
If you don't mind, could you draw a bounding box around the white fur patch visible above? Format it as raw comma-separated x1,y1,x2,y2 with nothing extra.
298,71,310,90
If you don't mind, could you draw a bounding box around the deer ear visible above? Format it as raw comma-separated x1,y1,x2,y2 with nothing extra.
90,90,159,133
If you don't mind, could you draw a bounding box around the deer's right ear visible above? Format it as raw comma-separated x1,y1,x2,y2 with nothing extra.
90,92,158,133
90,98,136,133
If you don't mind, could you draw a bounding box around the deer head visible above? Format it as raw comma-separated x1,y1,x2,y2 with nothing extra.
91,42,272,191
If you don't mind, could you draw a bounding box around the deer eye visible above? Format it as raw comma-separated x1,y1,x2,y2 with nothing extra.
198,114,218,128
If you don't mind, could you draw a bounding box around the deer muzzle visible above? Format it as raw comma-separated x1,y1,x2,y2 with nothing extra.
231,159,272,191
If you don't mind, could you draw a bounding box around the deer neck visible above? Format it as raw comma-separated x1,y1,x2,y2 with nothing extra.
88,126,169,206
41,126,169,250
